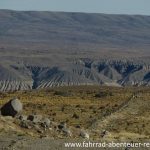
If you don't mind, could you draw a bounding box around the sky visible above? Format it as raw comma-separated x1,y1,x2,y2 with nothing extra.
0,0,150,15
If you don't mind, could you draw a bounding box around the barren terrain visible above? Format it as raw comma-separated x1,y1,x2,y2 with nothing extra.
0,86,150,149
0,10,150,91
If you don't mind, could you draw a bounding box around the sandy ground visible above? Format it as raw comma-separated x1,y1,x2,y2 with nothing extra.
0,134,149,150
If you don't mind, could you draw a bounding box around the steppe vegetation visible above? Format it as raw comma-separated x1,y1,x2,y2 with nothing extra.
0,86,149,141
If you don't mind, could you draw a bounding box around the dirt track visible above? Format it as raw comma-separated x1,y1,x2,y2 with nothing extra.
0,134,149,150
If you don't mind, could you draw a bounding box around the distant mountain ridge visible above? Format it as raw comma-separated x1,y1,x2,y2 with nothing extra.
0,10,150,91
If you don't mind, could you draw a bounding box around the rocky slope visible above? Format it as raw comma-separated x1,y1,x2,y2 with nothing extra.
0,10,150,91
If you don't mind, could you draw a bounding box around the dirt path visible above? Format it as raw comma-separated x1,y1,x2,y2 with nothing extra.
1,134,149,150
91,92,139,129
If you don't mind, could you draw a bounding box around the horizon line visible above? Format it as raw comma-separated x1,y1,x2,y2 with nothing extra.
0,9,150,17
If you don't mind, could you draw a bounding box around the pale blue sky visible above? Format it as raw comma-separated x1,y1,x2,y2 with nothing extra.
0,0,150,15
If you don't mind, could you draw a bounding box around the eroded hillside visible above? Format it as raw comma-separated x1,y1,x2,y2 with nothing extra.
0,10,150,91
0,59,150,91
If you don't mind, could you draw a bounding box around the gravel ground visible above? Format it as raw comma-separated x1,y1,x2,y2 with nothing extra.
0,134,149,150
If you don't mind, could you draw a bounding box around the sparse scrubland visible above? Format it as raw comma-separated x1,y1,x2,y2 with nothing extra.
0,86,150,142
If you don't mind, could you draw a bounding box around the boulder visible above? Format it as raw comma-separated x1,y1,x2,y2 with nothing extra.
0,98,23,117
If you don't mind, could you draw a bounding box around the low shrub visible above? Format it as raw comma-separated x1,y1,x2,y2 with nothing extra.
95,91,113,98
54,91,73,97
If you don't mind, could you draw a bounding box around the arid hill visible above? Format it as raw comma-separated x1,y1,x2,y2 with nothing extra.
0,10,150,91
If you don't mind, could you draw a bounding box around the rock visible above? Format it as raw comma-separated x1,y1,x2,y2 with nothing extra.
100,130,110,138
37,129,44,134
51,121,58,130
80,130,89,139
58,122,72,139
76,125,81,128
27,115,42,123
62,128,72,137
58,122,67,130
41,118,51,128
0,98,23,117
18,115,27,121
20,120,32,129
34,124,44,133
